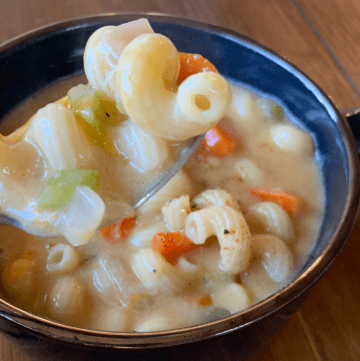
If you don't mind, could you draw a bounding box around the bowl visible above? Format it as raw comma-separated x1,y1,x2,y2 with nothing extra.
0,13,359,361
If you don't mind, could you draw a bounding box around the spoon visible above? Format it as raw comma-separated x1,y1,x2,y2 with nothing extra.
0,133,205,235
131,133,205,209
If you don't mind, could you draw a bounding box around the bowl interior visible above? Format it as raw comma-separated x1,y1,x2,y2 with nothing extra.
0,13,358,341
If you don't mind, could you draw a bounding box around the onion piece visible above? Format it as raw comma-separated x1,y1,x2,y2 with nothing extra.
54,186,105,246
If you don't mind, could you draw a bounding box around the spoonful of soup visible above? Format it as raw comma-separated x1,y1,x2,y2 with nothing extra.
0,19,231,246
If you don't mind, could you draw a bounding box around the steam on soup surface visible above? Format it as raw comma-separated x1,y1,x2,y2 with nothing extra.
0,19,324,331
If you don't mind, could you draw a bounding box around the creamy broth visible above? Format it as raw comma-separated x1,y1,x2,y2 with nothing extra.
0,79,324,331
0,19,324,331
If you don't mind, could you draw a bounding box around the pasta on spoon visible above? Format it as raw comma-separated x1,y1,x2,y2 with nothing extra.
0,18,231,244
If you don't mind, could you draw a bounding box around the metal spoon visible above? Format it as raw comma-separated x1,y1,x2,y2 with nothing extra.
0,133,205,234
131,133,205,209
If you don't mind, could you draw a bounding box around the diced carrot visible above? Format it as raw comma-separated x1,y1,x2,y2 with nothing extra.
100,216,137,244
177,53,219,85
201,125,237,157
199,294,213,306
152,232,200,265
249,188,304,216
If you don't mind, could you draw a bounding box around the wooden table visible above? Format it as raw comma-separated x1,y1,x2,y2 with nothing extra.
1,0,360,360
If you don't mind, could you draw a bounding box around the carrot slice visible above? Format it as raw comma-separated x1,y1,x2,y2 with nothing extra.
201,125,237,157
177,53,219,85
199,294,213,306
100,216,137,244
152,232,200,265
249,189,304,216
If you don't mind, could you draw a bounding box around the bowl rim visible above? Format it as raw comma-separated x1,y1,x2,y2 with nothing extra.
0,12,359,349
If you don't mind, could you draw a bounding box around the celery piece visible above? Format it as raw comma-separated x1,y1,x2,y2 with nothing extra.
70,90,121,128
38,169,100,210
75,116,118,156
272,105,283,120
69,90,123,155
38,184,72,210
92,92,120,128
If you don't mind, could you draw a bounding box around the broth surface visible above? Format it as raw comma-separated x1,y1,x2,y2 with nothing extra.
0,77,324,331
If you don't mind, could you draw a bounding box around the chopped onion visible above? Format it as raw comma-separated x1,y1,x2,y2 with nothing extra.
54,186,105,247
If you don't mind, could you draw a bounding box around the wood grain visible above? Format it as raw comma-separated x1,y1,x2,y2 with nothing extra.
1,0,360,360
295,0,360,98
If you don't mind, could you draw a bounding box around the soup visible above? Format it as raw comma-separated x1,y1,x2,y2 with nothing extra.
0,19,324,331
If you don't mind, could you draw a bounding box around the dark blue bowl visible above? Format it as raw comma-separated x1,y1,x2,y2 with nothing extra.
0,13,359,361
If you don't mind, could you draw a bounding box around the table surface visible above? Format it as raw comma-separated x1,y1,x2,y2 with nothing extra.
1,0,360,360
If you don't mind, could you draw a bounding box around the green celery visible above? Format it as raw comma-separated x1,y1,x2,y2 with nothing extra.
69,89,123,155
38,169,100,210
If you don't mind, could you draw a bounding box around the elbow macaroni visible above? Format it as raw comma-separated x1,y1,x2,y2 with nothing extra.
112,119,170,172
270,124,314,157
134,312,175,332
132,248,198,295
117,33,232,140
246,201,295,243
234,159,264,186
211,282,250,313
161,194,191,231
185,206,251,273
84,19,155,99
192,189,240,210
86,22,231,141
81,254,135,307
45,276,89,324
46,243,80,274
250,234,294,283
